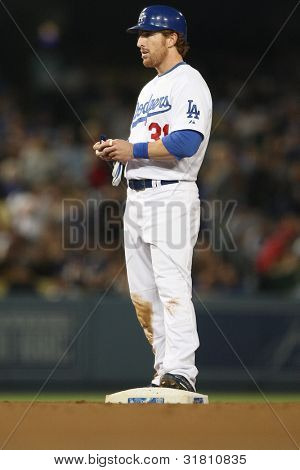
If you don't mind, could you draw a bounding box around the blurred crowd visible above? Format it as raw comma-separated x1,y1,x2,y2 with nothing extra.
0,55,299,298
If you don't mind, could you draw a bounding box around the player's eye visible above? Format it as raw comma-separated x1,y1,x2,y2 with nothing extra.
139,31,155,38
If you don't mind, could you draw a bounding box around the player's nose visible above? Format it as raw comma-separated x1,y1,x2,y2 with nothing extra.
137,35,144,48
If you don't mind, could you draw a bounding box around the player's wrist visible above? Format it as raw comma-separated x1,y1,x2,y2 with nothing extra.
133,142,149,159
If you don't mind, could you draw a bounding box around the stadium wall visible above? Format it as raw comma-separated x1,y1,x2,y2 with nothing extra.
0,295,299,390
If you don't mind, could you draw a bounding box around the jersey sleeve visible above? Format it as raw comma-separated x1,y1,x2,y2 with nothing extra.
169,74,211,136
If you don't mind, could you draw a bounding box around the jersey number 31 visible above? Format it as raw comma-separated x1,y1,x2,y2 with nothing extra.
149,123,169,141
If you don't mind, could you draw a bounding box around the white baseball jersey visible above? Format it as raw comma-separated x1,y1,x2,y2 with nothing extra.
126,62,212,181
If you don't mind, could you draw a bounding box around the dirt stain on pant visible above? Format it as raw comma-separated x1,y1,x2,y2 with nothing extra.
165,298,180,315
131,293,153,344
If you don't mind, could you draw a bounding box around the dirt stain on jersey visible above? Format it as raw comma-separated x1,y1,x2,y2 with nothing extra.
131,293,153,344
165,298,180,315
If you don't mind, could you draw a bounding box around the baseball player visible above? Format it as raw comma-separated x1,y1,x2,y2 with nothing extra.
93,5,212,392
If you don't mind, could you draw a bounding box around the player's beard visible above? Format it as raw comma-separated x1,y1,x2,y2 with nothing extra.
142,41,168,69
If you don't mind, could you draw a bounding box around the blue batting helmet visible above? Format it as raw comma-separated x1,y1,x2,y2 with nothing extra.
127,5,187,40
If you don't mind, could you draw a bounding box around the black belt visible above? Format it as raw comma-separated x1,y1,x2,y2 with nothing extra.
128,179,179,191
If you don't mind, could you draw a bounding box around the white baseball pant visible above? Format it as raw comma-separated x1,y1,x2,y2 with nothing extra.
124,181,200,387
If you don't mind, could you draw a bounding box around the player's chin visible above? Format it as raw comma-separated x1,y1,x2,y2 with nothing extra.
142,57,153,68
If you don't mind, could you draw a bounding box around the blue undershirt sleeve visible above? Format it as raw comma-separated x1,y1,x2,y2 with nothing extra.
162,130,203,160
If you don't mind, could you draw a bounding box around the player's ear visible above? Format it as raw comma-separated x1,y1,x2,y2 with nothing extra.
166,32,178,48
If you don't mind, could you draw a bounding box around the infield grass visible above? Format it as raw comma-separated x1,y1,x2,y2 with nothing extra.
0,391,299,403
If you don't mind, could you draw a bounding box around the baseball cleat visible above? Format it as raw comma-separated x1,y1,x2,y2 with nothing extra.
160,373,196,392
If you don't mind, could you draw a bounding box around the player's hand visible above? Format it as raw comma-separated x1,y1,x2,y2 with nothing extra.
93,139,113,159
93,139,133,163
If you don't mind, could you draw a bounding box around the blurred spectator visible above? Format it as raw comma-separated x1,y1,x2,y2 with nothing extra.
255,215,300,293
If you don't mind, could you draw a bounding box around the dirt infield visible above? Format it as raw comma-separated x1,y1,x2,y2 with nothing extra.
0,402,299,449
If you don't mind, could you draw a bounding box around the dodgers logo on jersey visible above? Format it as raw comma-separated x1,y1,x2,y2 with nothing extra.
187,100,200,123
131,94,172,128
